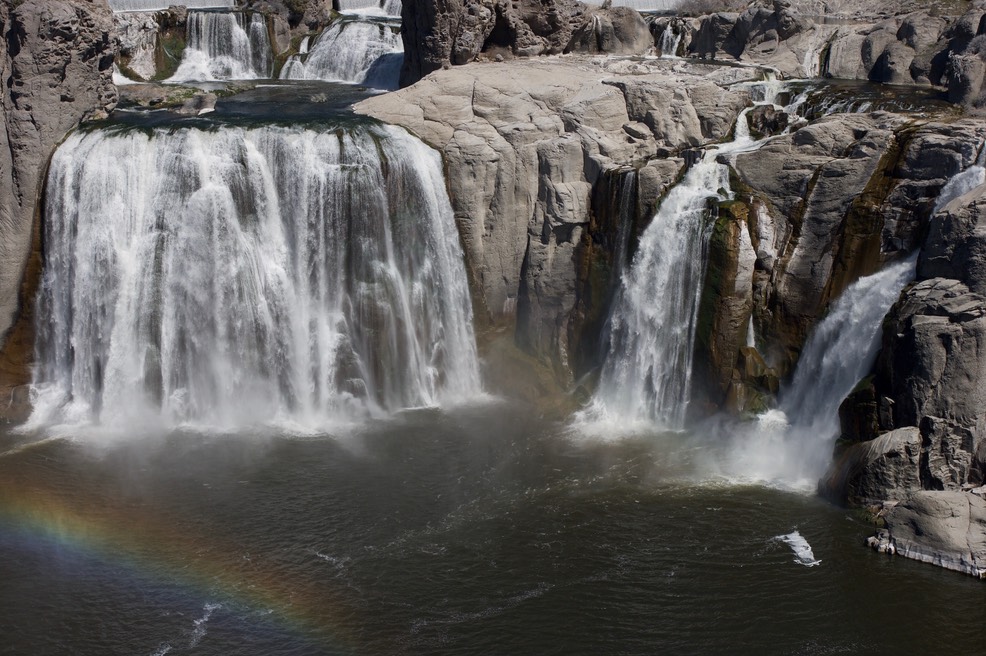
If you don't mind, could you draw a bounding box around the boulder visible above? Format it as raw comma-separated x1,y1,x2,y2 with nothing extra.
820,427,923,505
874,278,986,435
868,491,986,579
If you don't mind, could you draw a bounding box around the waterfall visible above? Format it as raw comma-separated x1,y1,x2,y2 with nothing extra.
934,145,986,214
108,0,232,11
336,0,403,16
659,24,682,59
280,19,403,90
169,11,273,82
780,256,918,434
584,106,764,430
29,123,482,432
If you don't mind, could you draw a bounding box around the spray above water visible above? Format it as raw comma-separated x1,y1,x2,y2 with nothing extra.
29,123,482,433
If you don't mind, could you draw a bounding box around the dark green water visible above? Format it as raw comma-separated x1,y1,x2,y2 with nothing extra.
1,402,983,655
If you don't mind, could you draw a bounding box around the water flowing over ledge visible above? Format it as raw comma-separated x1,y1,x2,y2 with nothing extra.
28,123,482,433
169,11,273,83
280,18,403,90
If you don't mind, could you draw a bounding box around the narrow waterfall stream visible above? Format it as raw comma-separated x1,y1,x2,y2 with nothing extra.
583,85,773,430
169,10,273,82
29,122,481,432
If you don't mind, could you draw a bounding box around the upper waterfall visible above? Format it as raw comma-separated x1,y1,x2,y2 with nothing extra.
30,122,482,432
280,18,403,90
108,0,232,11
169,11,273,82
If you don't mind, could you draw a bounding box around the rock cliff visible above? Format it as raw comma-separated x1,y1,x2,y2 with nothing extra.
357,57,754,384
0,0,117,412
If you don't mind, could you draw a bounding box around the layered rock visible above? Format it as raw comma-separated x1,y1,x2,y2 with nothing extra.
0,0,118,410
357,57,754,382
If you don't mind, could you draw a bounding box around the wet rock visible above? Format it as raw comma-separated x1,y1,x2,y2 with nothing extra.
747,105,789,138
821,427,923,505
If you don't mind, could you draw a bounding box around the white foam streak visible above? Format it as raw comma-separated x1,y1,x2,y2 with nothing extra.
775,531,821,567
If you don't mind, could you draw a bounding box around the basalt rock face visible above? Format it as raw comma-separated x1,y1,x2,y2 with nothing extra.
357,57,754,384
398,0,655,88
400,0,588,87
0,0,117,389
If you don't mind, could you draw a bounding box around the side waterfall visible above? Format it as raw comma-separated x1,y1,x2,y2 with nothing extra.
29,124,481,431
720,256,917,488
585,108,764,430
169,11,273,82
280,19,403,90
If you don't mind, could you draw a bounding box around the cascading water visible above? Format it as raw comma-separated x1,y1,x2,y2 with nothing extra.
336,0,403,16
716,256,918,488
659,23,682,59
169,11,273,82
934,144,986,214
280,19,403,90
108,0,232,11
584,102,766,430
29,123,482,432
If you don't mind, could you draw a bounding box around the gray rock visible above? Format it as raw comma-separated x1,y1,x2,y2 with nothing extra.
399,0,590,87
821,427,923,505
868,491,986,579
0,0,117,350
920,183,986,295
566,7,652,56
875,278,986,436
357,57,756,379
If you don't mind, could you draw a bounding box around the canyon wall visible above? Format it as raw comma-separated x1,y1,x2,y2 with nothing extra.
0,0,117,409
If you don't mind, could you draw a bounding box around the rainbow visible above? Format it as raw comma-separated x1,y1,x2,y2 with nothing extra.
0,442,362,654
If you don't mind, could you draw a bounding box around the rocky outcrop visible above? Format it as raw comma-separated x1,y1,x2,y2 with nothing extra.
357,57,754,382
0,0,117,405
867,491,986,579
920,183,986,294
567,7,652,56
683,0,986,102
399,0,589,87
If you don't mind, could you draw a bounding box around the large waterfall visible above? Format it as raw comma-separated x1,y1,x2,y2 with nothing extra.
29,124,482,432
280,19,403,90
169,11,273,82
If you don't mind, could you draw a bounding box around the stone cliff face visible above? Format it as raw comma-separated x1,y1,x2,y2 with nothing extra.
356,57,753,386
0,0,117,410
398,0,652,87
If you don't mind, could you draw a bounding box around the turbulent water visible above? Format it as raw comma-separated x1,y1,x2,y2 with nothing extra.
169,11,273,82
658,23,682,58
30,122,481,432
281,19,403,90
